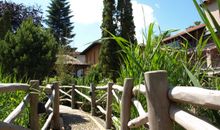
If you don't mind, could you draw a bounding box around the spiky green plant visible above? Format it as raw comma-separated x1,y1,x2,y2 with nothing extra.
108,23,210,129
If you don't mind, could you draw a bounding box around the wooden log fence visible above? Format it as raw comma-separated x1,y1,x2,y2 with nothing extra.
0,81,61,130
57,70,220,130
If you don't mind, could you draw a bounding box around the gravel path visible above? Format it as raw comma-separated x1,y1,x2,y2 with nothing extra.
59,105,105,130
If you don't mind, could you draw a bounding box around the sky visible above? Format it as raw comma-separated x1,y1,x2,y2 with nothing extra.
9,0,201,52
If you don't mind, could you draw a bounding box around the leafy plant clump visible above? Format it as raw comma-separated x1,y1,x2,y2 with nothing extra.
0,18,58,81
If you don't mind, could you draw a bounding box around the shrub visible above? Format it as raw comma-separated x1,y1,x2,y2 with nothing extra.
0,18,58,81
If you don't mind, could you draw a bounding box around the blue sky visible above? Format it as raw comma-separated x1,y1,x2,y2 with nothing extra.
10,0,201,52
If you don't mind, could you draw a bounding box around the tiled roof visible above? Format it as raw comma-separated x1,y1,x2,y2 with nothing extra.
162,24,206,42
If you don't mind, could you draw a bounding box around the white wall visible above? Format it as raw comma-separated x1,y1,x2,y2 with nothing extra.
206,0,220,27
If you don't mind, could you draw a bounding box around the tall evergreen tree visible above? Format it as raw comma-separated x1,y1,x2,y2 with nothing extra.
99,0,120,82
46,0,75,46
117,0,136,44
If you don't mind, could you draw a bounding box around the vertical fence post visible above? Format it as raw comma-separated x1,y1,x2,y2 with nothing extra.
52,82,60,129
90,83,96,116
71,84,75,109
120,78,133,130
106,82,113,129
29,80,40,130
144,70,172,130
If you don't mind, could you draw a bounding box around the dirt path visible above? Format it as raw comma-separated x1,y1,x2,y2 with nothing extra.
59,105,105,130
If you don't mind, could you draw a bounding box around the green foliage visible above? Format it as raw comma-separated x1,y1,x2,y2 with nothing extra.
100,0,120,82
193,0,220,51
84,65,102,85
0,18,58,81
46,0,75,46
0,66,28,127
0,10,11,39
0,1,43,31
117,0,136,43
54,47,77,85
109,23,211,129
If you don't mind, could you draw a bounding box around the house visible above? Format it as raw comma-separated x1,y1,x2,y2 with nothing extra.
56,54,89,77
163,0,220,76
162,24,206,48
80,40,101,65
203,0,220,26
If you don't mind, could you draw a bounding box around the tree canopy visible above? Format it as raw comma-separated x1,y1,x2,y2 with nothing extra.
46,0,75,46
0,1,43,32
117,0,136,44
99,0,120,82
0,19,58,80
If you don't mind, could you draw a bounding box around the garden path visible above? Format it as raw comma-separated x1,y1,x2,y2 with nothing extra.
59,105,105,130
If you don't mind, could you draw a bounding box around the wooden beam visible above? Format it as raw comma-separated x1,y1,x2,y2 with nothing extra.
96,105,107,115
0,84,29,92
96,85,108,90
51,82,60,129
90,83,96,116
132,84,146,96
170,105,219,130
4,94,29,123
128,113,148,128
74,89,91,102
59,85,72,89
59,89,71,99
112,84,123,92
45,90,55,111
29,80,40,130
132,98,146,115
71,85,75,109
112,90,121,104
75,85,90,89
60,98,72,102
96,93,107,103
144,70,172,130
120,78,133,130
41,113,53,130
106,82,113,129
169,86,220,110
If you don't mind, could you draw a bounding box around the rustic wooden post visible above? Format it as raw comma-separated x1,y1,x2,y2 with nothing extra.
52,82,60,129
106,82,113,129
29,80,40,130
90,83,96,116
144,70,172,130
120,78,133,130
71,84,75,109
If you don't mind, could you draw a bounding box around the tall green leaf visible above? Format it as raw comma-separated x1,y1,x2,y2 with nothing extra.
183,63,201,87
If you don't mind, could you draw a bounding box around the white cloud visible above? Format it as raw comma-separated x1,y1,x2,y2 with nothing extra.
70,0,155,43
70,0,103,24
132,0,155,43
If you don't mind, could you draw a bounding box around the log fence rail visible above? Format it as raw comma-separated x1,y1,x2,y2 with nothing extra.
0,80,61,130
1,70,220,130
59,70,220,130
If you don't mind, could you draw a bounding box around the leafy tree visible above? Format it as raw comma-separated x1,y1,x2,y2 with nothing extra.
99,0,120,82
0,10,11,39
46,0,75,46
117,0,136,44
0,1,43,32
0,19,58,80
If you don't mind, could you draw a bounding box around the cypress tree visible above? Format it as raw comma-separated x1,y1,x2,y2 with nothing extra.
46,0,75,46
99,0,120,82
117,0,136,44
